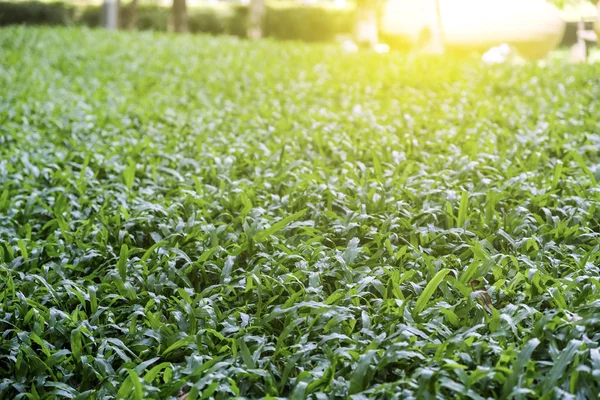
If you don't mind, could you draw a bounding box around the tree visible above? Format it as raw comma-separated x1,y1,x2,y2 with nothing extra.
127,0,138,30
597,0,600,36
248,0,265,40
172,0,188,33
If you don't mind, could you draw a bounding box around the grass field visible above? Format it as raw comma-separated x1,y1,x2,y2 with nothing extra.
1,26,600,399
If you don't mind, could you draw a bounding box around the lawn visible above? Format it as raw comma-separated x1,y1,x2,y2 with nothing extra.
1,26,600,399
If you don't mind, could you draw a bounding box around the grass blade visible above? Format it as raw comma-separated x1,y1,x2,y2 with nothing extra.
413,268,452,316
254,209,307,242
117,244,129,281
127,369,144,400
502,338,540,397
542,340,582,394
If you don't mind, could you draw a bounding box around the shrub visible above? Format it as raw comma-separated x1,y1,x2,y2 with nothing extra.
131,5,169,31
226,5,248,37
0,1,72,26
188,6,227,35
76,4,169,31
265,4,354,42
75,5,101,28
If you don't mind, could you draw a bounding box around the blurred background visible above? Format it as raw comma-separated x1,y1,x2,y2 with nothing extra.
0,0,598,60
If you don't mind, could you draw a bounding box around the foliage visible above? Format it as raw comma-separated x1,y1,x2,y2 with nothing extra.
2,26,600,399
0,1,353,41
265,4,353,42
0,1,72,26
76,4,171,31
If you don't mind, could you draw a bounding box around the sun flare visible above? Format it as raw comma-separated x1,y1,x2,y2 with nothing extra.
381,0,566,59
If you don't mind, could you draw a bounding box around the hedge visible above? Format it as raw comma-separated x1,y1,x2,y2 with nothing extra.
0,1,354,41
265,4,353,42
0,1,73,26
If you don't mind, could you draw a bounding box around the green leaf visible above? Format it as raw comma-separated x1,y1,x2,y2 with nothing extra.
117,244,129,281
413,268,452,316
439,307,459,327
123,161,136,189
17,239,28,260
503,338,540,397
290,381,308,400
117,376,133,399
457,191,469,227
162,336,195,356
542,340,582,394
348,350,377,394
30,333,51,358
127,369,144,400
70,329,82,361
238,338,256,369
143,362,173,383
89,286,98,314
141,241,167,263
254,209,307,242
551,160,563,189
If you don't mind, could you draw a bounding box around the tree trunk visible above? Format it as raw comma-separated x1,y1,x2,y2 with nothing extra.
354,0,378,47
127,0,138,30
596,1,600,38
103,0,119,30
172,0,188,33
248,0,265,40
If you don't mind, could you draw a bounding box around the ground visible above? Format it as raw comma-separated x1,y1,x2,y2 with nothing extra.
1,26,600,399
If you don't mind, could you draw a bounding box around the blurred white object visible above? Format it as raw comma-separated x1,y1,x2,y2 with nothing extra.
342,40,359,53
579,30,598,42
373,43,391,53
571,19,598,64
340,40,390,54
381,0,565,59
355,18,379,46
482,43,514,64
571,42,587,64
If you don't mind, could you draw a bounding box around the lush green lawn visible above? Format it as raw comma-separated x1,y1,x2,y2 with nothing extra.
1,26,600,399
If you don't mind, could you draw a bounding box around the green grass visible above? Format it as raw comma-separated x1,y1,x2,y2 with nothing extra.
1,26,600,399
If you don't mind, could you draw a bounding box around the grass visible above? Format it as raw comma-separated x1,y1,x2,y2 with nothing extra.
1,26,600,399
